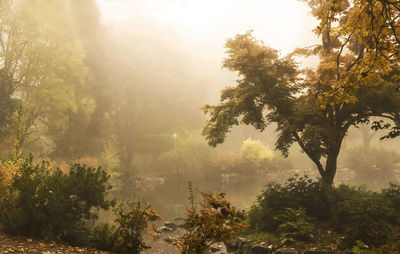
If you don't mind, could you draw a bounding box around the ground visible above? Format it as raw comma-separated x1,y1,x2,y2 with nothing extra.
0,232,111,254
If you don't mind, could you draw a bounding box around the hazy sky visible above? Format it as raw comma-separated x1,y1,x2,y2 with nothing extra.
96,0,320,101
96,0,319,55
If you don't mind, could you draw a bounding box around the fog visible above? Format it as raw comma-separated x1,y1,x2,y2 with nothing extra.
1,0,400,222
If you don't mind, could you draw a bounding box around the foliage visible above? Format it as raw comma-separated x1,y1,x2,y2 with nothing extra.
90,223,116,252
241,138,274,167
382,183,400,224
0,0,88,155
175,192,249,254
276,207,315,243
0,157,22,222
203,0,400,185
111,201,163,254
90,201,163,254
330,190,394,248
249,176,400,249
343,147,399,188
248,175,329,232
352,240,370,254
4,157,113,244
299,0,400,101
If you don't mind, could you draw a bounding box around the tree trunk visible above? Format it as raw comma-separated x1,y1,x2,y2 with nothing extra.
321,140,342,185
323,154,337,185
361,125,376,150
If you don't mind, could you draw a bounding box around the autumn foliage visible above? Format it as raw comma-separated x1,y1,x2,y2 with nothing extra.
111,201,163,254
175,191,249,254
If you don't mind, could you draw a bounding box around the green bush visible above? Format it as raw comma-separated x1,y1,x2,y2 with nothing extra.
90,201,162,254
382,183,400,224
276,207,315,242
330,191,394,248
4,157,113,244
112,201,163,254
248,176,400,249
248,175,330,231
90,223,116,251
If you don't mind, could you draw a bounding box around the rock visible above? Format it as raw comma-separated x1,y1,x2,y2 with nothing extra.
238,237,252,244
275,247,296,254
164,221,178,231
225,237,248,252
251,244,272,254
156,225,173,233
210,243,223,253
224,239,239,252
240,244,253,254
163,236,179,244
342,250,353,254
210,246,220,252
304,251,336,254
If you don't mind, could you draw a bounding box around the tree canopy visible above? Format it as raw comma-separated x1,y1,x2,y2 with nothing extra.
0,0,87,155
203,0,400,185
299,0,400,103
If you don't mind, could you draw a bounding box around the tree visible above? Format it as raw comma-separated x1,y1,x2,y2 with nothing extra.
0,0,87,156
202,28,400,185
49,0,113,159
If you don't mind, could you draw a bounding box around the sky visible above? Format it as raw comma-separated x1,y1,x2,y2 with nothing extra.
96,0,319,56
95,0,320,101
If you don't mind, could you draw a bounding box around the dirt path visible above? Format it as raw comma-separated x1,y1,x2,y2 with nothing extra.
0,232,111,254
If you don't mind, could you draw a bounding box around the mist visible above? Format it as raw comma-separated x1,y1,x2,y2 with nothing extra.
1,0,400,253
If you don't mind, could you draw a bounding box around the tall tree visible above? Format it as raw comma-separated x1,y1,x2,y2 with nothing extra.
49,0,112,159
203,0,400,185
0,0,87,155
202,30,400,185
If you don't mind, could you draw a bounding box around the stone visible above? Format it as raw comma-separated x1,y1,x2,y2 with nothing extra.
210,246,219,252
164,221,178,231
275,247,296,254
342,250,353,254
156,225,173,233
224,239,239,252
251,244,272,254
240,244,252,254
224,238,244,252
304,251,336,254
163,236,179,244
210,243,223,253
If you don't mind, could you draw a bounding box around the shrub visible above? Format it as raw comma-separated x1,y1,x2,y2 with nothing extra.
241,138,274,168
276,207,315,242
176,192,249,254
90,223,116,251
112,201,163,254
382,183,400,224
330,191,394,248
4,157,113,244
90,201,163,254
0,158,21,222
249,176,400,249
248,175,330,232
